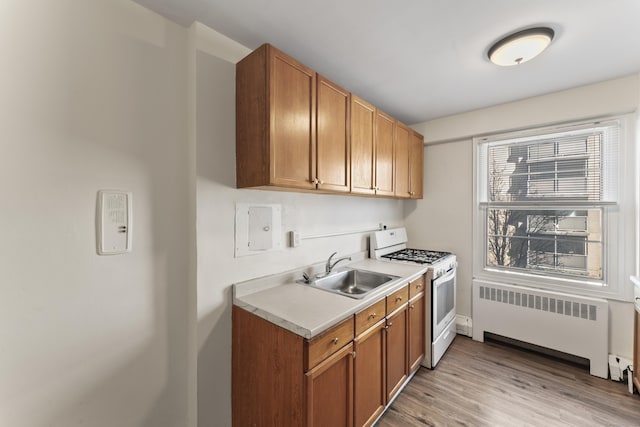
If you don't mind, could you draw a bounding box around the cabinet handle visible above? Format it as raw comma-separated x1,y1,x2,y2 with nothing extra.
416,284,422,289
318,179,324,185
410,304,415,310
396,296,403,302
312,178,319,185
352,351,356,359
369,313,377,319
332,337,339,345
387,322,393,327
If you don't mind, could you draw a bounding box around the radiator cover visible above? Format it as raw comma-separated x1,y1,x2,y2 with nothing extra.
472,279,609,378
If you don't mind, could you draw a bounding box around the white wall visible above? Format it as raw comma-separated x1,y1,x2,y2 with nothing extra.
191,28,405,427
406,74,640,358
0,1,194,426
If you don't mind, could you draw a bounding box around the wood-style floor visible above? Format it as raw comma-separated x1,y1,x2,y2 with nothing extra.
376,336,640,427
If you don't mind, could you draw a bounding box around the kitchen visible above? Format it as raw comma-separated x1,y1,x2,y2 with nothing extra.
1,1,640,427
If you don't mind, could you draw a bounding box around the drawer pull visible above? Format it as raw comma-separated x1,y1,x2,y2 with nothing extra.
410,304,415,310
387,322,393,328
332,337,339,345
416,284,422,289
396,296,403,302
369,313,377,319
352,351,356,359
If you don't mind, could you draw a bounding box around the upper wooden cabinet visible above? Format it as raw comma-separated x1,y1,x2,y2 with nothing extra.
237,44,350,192
350,95,376,195
409,131,424,199
374,110,395,197
236,43,424,199
350,98,398,198
394,122,411,198
316,75,351,193
237,44,316,190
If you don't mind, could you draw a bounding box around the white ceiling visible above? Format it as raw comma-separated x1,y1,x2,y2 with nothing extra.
134,0,640,124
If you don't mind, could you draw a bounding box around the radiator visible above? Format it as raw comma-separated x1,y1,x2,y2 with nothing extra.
472,279,609,378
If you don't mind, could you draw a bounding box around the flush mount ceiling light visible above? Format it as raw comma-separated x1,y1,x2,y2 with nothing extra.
488,27,554,66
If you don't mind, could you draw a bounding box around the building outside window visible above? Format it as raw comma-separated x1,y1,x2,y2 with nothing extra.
474,117,631,298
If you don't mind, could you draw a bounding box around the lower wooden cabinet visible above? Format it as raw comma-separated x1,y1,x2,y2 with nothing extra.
232,275,428,426
385,304,409,402
354,320,386,427
408,292,426,373
306,343,354,427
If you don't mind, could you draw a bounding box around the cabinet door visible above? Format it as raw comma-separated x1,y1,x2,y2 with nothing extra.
375,110,395,197
409,131,424,199
385,305,408,401
269,47,316,190
306,343,354,427
394,122,411,198
351,95,376,195
408,292,426,373
317,75,350,192
354,321,386,427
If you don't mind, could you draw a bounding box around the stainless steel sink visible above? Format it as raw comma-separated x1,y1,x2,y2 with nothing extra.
308,269,399,299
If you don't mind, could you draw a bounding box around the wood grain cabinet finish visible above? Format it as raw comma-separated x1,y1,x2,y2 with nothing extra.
355,298,386,336
385,304,409,402
236,43,424,199
374,110,395,197
350,95,376,195
236,43,316,190
386,285,409,315
354,320,387,427
408,275,425,299
408,292,426,373
306,343,355,427
394,122,411,198
409,130,424,199
316,75,351,193
232,306,305,426
306,316,355,370
233,280,425,426
634,308,639,391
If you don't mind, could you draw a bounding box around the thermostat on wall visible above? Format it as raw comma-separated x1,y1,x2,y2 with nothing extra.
97,190,132,255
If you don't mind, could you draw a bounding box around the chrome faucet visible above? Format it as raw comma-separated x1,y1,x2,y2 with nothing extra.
324,252,352,275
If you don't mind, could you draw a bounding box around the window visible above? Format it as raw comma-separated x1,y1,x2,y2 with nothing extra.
474,118,632,299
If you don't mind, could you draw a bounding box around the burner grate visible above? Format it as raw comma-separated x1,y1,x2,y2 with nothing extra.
382,248,451,264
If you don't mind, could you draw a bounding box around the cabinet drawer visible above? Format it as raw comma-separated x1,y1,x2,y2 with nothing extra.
305,316,354,370
386,285,409,314
408,275,426,298
355,298,386,336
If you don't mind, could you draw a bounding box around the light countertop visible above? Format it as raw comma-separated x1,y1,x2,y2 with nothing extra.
233,257,427,339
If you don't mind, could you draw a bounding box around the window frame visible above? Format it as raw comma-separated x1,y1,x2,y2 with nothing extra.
472,115,635,301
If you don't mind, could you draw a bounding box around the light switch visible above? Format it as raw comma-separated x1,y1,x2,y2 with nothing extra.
97,190,132,255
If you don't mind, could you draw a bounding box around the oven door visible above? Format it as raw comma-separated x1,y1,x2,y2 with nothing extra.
432,267,456,340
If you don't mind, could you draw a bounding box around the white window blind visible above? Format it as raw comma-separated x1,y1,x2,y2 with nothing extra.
479,122,620,206
476,120,621,282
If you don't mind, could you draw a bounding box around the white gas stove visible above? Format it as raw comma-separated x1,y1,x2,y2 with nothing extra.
371,227,457,368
